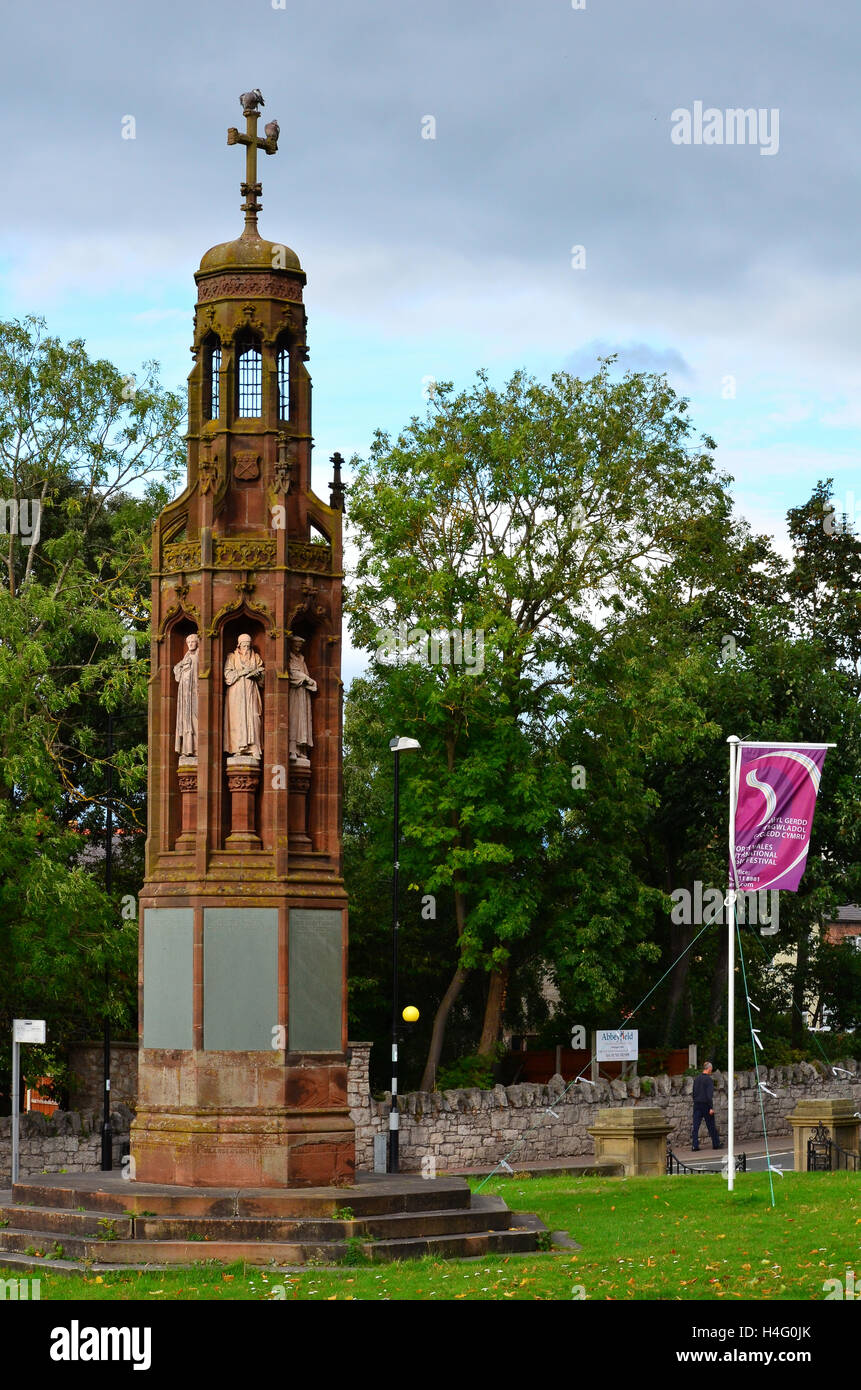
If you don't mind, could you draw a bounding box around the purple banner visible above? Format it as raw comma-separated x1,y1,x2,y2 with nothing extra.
732,745,828,893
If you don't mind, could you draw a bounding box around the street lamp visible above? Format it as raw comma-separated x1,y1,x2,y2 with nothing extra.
100,707,145,1170
388,736,421,1173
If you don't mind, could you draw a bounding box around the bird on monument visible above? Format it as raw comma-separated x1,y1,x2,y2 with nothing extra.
240,88,264,111
264,120,280,147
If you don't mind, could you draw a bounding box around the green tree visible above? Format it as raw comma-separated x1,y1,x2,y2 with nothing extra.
0,316,184,1104
346,362,732,1083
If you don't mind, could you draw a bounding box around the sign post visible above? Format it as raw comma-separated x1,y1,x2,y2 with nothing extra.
11,1019,46,1185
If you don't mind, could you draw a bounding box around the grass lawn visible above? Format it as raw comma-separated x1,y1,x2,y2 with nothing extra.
3,1171,859,1301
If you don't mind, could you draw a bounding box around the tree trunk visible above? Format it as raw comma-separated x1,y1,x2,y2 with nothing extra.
419,964,470,1091
477,963,509,1058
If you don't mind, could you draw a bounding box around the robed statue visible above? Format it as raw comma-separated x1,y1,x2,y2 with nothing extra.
174,632,199,756
288,634,316,762
224,633,264,758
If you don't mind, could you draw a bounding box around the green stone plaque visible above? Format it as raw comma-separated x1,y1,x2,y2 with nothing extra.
288,909,343,1052
203,908,279,1050
143,908,194,1049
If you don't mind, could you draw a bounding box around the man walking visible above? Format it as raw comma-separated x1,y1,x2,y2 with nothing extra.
691,1061,722,1151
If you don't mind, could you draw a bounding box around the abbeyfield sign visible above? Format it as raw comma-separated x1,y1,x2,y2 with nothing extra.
596,1029,638,1062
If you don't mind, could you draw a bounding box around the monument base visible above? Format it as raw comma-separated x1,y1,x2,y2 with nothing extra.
131,1107,355,1187
132,1049,355,1187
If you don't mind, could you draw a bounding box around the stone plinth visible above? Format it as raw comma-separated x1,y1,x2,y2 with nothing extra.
786,1098,861,1172
176,756,198,848
131,1052,354,1187
225,755,261,847
587,1106,672,1177
288,761,312,848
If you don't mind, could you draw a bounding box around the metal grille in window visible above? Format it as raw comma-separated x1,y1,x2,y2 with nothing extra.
209,346,222,420
277,346,290,419
238,344,262,417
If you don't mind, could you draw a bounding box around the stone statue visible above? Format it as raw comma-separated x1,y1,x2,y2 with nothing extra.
287,635,316,763
224,633,264,759
173,633,199,756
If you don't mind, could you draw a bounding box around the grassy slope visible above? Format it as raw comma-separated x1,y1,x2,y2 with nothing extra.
2,1172,859,1301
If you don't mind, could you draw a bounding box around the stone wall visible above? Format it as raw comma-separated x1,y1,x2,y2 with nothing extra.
68,1042,138,1113
346,1045,861,1172
0,1107,132,1185
347,1042,375,1172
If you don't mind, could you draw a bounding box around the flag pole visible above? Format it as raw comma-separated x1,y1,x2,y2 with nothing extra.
727,735,741,1192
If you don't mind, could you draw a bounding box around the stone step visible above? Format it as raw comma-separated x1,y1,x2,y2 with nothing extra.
11,1176,473,1219
0,1197,512,1243
358,1228,540,1261
0,1224,538,1266
0,1206,135,1238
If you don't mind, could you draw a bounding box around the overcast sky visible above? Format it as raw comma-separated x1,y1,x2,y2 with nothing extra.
1,0,858,679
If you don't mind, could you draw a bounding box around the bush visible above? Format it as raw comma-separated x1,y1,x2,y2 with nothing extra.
436,1054,495,1092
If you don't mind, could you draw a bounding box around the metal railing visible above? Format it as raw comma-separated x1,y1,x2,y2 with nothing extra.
666,1140,746,1175
807,1122,860,1172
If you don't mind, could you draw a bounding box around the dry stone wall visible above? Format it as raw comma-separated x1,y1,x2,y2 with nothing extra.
0,1108,131,1185
5,1048,859,1183
346,1045,861,1172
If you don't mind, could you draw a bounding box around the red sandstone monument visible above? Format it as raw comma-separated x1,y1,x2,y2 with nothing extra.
130,90,354,1187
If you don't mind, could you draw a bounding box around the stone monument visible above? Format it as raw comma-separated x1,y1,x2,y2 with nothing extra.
131,90,353,1187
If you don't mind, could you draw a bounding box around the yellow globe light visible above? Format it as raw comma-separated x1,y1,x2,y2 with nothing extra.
402,1006,420,1023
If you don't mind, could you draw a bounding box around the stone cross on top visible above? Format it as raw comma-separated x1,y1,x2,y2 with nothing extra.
227,89,279,232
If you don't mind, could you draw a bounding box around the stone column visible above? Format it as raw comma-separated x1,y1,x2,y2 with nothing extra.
587,1106,672,1177
176,756,198,848
787,1098,861,1172
288,761,312,848
225,755,261,847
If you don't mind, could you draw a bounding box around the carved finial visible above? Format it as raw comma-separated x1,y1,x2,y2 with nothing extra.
329,452,346,513
226,91,279,234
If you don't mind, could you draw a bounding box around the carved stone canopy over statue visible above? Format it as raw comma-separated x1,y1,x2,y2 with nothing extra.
287,635,316,764
224,633,264,759
174,633,199,757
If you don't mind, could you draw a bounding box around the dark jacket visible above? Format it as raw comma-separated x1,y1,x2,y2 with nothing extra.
692,1073,714,1107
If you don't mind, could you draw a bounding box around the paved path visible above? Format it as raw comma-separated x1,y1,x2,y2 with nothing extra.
448,1136,796,1178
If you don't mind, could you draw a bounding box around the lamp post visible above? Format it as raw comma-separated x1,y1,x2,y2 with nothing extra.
101,711,114,1170
99,707,145,1170
388,736,421,1173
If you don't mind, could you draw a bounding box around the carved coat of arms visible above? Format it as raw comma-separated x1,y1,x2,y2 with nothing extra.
234,451,260,480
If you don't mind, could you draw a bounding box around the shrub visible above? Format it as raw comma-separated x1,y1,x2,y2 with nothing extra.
436,1054,495,1092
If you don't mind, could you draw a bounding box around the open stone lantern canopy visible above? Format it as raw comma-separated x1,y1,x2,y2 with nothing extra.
130,90,354,1187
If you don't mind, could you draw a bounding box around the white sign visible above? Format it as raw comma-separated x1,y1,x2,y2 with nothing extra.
13,1019,46,1044
596,1028,637,1061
